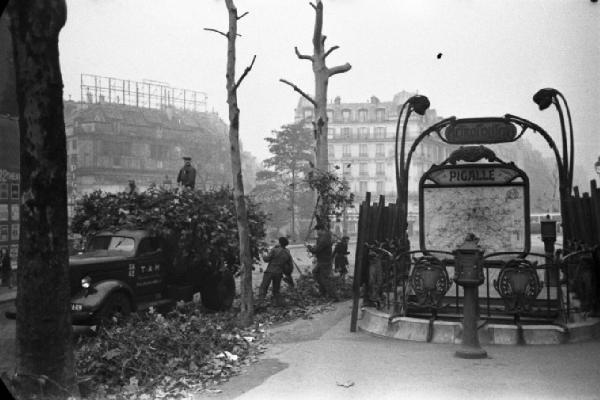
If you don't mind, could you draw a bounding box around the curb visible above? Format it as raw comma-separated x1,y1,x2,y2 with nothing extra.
358,306,600,345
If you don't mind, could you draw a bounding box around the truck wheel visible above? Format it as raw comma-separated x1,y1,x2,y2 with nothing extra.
201,270,235,311
97,292,132,324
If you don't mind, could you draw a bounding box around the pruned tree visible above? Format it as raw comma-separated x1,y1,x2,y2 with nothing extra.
280,0,351,227
7,0,79,398
205,0,256,327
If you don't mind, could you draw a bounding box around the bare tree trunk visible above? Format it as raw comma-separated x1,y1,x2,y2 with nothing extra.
280,0,351,227
290,170,296,242
212,0,256,327
8,0,78,397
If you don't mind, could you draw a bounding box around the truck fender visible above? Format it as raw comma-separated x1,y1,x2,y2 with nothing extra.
71,280,135,312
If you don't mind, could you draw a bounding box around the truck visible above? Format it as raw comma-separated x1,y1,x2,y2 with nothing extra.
50,229,234,325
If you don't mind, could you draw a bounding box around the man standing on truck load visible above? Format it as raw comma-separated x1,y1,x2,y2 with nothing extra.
307,224,339,301
259,237,294,305
177,156,196,189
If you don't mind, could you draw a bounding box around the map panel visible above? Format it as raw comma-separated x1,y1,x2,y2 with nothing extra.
422,186,525,253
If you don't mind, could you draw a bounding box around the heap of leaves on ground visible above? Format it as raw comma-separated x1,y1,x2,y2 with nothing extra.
253,271,354,326
75,272,352,399
75,300,268,400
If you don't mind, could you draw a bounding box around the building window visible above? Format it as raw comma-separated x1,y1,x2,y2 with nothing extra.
150,144,168,160
376,181,385,193
327,109,333,121
303,108,313,120
10,224,18,240
10,245,17,261
10,205,18,221
0,225,7,242
342,145,351,158
359,163,368,177
0,184,7,200
342,109,352,122
359,127,369,139
328,145,334,158
358,109,368,122
328,128,335,138
10,184,19,200
359,181,368,194
376,163,385,176
376,144,385,157
374,127,386,139
359,144,368,157
376,108,386,122
0,205,8,221
113,157,121,167
341,127,351,138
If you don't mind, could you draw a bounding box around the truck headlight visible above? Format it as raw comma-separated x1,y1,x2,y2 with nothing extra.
81,276,92,289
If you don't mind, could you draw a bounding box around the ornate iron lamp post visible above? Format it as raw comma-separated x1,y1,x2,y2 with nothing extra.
394,95,430,259
533,88,574,249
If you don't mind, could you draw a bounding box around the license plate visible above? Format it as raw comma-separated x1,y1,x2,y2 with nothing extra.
71,303,83,312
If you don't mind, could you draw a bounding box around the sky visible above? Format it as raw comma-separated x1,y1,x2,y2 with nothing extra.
58,0,599,185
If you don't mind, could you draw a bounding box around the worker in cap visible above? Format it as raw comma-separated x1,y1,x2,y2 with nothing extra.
177,156,196,190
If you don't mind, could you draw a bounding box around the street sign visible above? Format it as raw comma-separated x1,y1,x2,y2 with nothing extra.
445,118,517,144
427,166,520,186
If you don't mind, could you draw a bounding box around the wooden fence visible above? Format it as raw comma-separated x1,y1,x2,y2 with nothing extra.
350,192,402,331
565,180,600,249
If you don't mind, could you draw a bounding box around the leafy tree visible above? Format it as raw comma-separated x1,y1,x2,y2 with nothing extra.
261,120,314,240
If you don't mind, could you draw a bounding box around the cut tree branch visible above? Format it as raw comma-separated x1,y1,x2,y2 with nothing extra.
328,62,352,77
309,2,317,10
312,1,323,49
237,11,249,20
203,27,228,38
203,27,241,38
324,45,339,58
233,55,257,92
279,79,316,107
294,46,313,61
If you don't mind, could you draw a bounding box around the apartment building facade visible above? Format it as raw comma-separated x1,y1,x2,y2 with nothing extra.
294,91,453,236
64,101,260,202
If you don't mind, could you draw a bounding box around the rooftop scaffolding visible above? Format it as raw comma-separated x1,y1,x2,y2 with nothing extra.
80,73,208,112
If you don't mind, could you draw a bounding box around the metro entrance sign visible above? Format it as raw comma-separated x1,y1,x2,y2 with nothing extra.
445,117,517,144
427,166,520,186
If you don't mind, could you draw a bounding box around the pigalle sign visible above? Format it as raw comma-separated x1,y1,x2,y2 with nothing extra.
427,166,520,186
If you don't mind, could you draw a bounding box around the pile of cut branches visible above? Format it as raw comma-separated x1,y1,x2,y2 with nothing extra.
76,302,266,399
75,273,352,399
253,272,353,326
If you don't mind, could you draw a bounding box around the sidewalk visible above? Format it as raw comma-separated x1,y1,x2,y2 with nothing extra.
197,301,600,400
0,286,16,305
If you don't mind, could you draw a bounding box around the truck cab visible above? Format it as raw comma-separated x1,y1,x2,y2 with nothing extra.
70,229,179,324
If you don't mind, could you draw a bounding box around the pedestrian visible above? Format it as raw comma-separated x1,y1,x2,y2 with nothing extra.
333,236,350,281
307,223,339,301
1,248,12,289
127,179,138,194
259,237,294,305
177,156,197,190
